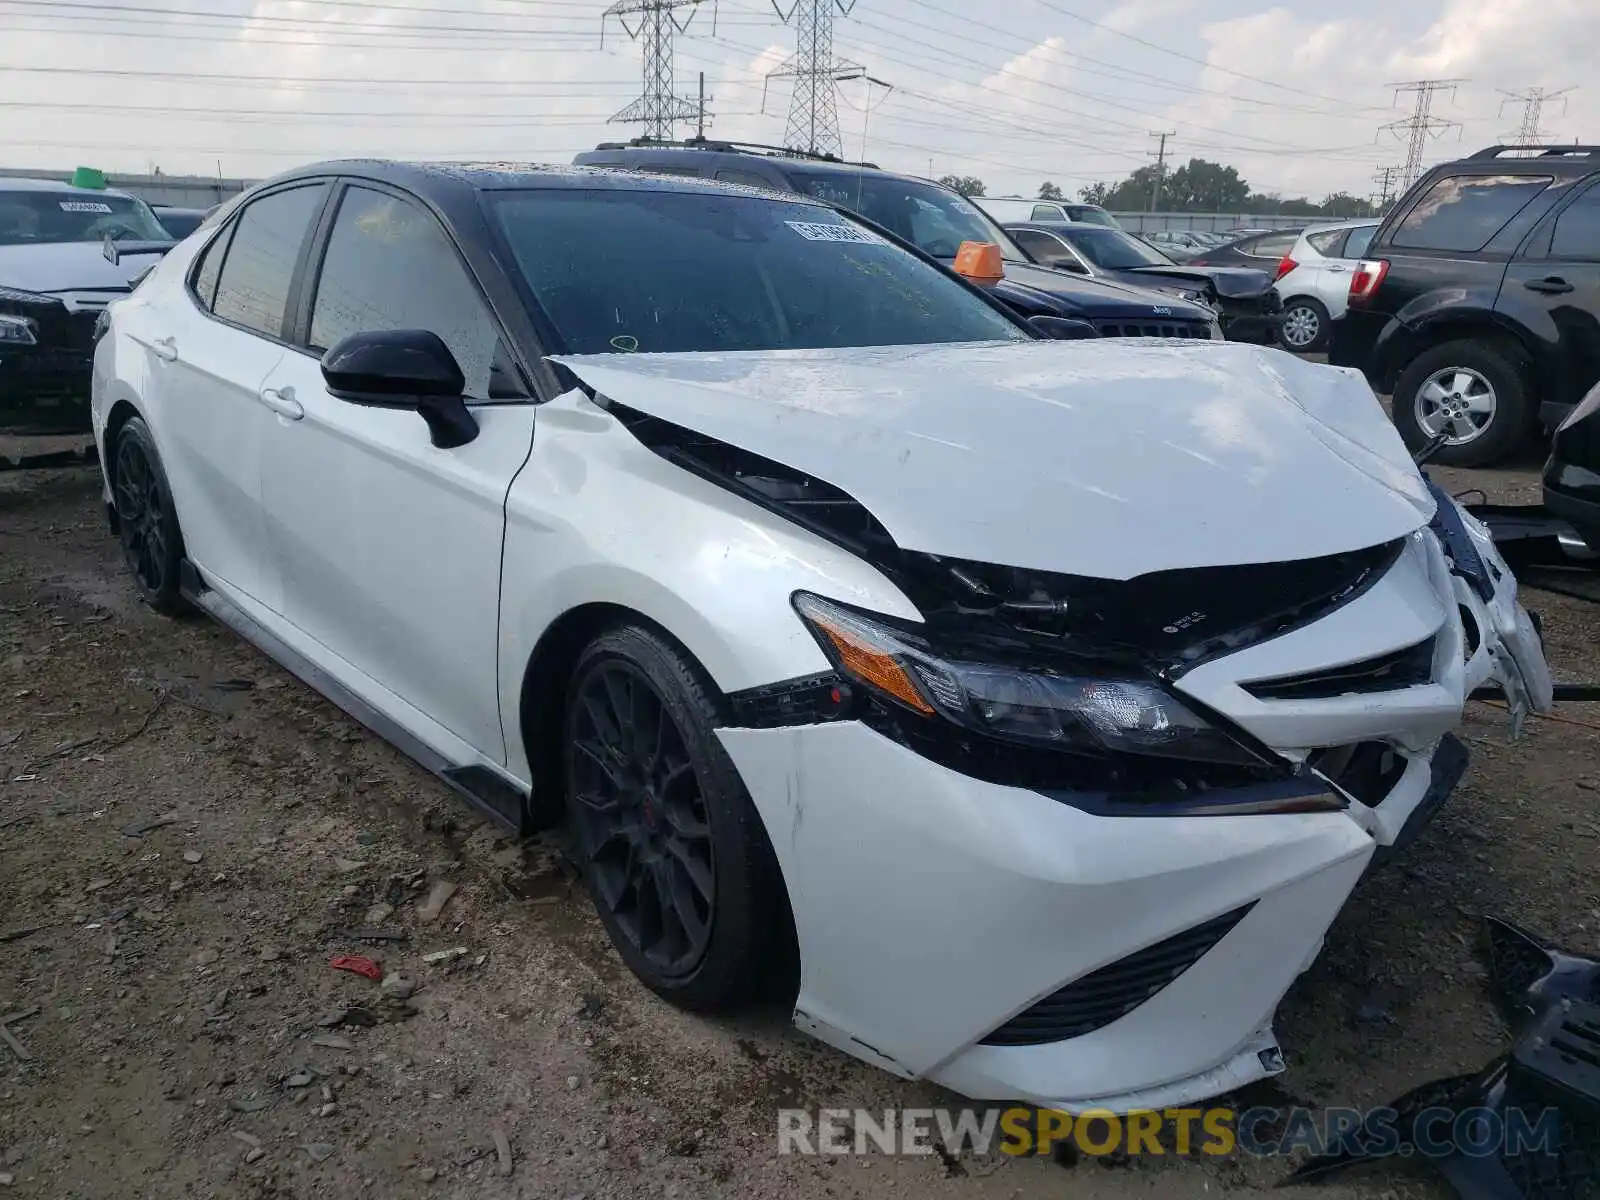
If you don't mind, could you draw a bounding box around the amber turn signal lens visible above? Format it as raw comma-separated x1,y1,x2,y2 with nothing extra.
813,624,934,716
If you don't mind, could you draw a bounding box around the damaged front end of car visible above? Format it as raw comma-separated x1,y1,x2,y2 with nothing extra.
554,341,1555,1112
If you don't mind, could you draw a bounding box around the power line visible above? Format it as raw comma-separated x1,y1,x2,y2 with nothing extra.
1381,79,1465,187
1499,86,1575,145
603,0,706,140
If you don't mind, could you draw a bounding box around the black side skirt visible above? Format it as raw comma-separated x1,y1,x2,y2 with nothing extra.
179,559,530,833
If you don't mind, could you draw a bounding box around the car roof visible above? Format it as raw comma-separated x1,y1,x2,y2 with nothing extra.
272,159,835,203
1300,218,1380,235
0,176,136,200
571,144,960,191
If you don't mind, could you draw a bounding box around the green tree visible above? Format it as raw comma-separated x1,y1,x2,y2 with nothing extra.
937,175,987,197
1163,159,1251,211
1038,181,1064,200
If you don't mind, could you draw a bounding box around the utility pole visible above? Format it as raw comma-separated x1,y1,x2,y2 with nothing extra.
602,0,705,142
1371,165,1402,210
1147,130,1174,212
696,71,709,140
765,0,865,158
1381,79,1464,187
1499,86,1574,145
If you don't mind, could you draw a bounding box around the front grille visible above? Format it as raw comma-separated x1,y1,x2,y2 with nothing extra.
1243,636,1436,701
979,905,1253,1047
1093,320,1211,339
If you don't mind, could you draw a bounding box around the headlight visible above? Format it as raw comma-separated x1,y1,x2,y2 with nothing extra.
0,313,38,345
794,592,1260,766
0,284,55,307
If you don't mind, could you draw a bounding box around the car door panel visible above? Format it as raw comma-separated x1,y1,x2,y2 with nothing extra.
259,353,533,760
258,182,535,764
1502,181,1600,414
147,184,328,610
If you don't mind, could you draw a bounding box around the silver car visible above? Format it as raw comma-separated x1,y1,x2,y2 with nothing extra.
1274,219,1380,353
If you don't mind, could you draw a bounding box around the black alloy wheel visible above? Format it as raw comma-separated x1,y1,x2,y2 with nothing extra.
561,624,794,1012
568,659,716,977
113,417,187,615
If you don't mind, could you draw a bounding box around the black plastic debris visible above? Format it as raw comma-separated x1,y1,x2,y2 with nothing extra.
1287,919,1600,1199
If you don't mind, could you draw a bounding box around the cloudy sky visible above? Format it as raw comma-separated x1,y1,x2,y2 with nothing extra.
3,0,1593,204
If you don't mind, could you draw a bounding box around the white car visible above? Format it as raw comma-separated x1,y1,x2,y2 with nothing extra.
1274,219,1381,353
92,162,1553,1115
976,196,1123,229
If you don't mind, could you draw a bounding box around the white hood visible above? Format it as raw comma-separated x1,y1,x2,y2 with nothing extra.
554,341,1436,580
0,241,152,296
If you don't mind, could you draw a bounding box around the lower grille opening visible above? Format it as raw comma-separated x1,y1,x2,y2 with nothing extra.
1309,741,1408,808
979,905,1254,1047
1243,636,1436,701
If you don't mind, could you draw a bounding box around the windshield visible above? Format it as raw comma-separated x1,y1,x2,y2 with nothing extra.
491,189,1029,356
1066,206,1122,230
1059,226,1176,270
0,190,169,247
787,170,1029,263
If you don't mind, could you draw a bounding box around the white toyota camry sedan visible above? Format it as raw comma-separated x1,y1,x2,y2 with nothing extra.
91,161,1553,1115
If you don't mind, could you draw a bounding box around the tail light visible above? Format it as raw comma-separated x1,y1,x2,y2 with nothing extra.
1274,255,1297,281
1348,259,1390,305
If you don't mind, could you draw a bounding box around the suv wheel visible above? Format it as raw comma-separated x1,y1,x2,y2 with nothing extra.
1392,340,1532,467
1277,298,1329,353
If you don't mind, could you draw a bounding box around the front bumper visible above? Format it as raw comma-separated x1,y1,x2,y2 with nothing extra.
717,516,1551,1114
1216,293,1285,344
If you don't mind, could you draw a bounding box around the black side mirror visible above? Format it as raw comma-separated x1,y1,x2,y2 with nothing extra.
1028,316,1098,341
321,329,478,449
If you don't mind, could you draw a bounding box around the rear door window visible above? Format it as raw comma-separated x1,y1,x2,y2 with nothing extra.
1391,174,1552,253
210,184,328,339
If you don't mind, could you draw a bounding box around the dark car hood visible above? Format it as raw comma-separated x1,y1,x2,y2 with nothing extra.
1119,264,1274,299
958,259,1214,322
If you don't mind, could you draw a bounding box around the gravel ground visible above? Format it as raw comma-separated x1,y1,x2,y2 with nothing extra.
2,453,1597,1200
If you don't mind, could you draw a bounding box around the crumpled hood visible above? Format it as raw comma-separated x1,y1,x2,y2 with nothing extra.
1121,265,1275,299
555,340,1436,581
0,241,151,296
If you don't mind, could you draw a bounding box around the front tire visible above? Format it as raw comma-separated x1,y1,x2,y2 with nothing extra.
112,416,189,616
562,624,791,1013
1392,340,1533,468
1277,297,1329,353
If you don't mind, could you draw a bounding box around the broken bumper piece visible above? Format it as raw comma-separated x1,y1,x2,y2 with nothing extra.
718,720,1374,1114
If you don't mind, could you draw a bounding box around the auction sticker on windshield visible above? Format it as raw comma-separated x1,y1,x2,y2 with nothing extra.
786,221,885,245
59,201,113,213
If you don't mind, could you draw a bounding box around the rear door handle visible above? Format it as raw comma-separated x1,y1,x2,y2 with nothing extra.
1525,276,1575,295
259,385,304,421
150,336,178,363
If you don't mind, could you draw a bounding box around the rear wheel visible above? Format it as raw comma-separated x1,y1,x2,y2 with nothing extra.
562,624,791,1013
1392,340,1533,467
1277,297,1329,353
112,417,189,615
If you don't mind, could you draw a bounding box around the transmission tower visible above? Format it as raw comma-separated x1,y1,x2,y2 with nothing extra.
1499,86,1575,144
765,0,864,157
1371,165,1402,210
602,0,705,142
1381,79,1464,187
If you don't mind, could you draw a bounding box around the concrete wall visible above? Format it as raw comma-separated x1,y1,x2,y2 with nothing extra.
1109,211,1331,233
0,168,255,209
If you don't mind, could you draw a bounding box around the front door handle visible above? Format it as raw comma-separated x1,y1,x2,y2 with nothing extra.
1525,276,1575,295
259,385,304,421
150,336,178,363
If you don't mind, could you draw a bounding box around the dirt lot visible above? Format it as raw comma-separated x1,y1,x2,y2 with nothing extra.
2,454,1597,1200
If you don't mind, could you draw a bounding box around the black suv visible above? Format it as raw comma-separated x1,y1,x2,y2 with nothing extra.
1331,144,1600,466
573,141,1220,340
